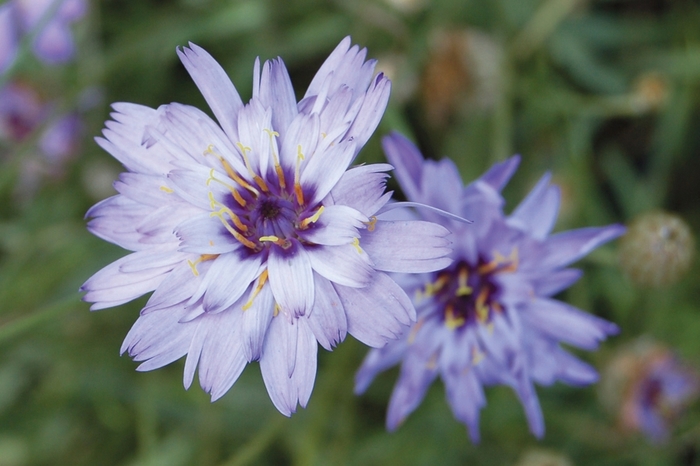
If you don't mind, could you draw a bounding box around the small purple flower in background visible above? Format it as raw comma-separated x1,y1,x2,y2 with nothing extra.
355,132,625,442
601,340,699,443
0,82,45,142
0,82,83,196
0,3,18,73
81,38,452,415
0,0,87,73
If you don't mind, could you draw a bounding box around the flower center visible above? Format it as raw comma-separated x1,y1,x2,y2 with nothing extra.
417,248,518,330
203,144,324,252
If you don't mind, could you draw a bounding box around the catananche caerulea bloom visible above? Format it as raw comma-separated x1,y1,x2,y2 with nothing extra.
81,39,452,415
355,132,625,441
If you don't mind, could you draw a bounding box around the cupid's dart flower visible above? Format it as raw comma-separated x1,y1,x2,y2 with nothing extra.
355,132,625,441
82,39,452,415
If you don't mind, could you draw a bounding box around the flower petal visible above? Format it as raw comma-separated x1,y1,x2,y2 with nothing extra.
306,273,347,351
523,298,619,350
360,220,452,273
508,172,560,240
177,42,243,140
306,243,373,288
335,271,415,347
267,241,314,317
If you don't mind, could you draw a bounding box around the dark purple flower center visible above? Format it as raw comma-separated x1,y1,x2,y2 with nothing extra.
205,148,325,253
418,249,518,330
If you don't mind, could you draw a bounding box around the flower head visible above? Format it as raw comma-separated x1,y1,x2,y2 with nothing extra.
355,132,625,442
82,39,452,415
0,0,86,73
601,340,699,443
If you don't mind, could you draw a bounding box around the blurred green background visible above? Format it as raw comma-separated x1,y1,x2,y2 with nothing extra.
1,0,699,464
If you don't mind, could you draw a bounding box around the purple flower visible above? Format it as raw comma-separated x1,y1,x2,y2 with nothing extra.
0,82,45,141
81,39,452,415
604,341,699,443
0,3,18,73
0,0,86,73
355,132,625,442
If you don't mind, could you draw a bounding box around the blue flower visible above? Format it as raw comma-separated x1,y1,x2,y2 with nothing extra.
355,132,625,441
82,39,452,415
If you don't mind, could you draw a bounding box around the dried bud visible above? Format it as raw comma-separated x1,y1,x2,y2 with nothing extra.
600,339,699,443
618,211,694,287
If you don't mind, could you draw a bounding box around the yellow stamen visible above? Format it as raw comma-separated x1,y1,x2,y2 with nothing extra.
273,303,280,317
300,206,325,228
407,318,425,344
475,288,490,323
471,347,485,365
264,129,286,189
210,211,257,249
364,216,378,232
204,145,258,198
351,238,362,254
236,142,269,192
206,167,249,208
445,305,465,330
294,145,305,205
159,186,174,193
242,269,269,311
456,268,473,297
187,254,219,276
208,192,248,232
259,235,292,249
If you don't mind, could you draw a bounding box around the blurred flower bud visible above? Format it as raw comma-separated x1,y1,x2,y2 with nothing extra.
421,29,502,127
600,339,699,443
618,211,695,287
515,449,574,466
630,73,668,113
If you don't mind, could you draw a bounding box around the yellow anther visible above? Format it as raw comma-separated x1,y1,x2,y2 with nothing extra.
456,268,473,297
471,347,485,365
421,275,448,300
407,318,425,344
475,288,490,323
211,210,257,249
208,192,248,232
351,238,362,254
236,142,269,193
445,305,465,330
206,167,250,207
242,269,269,311
259,235,292,249
294,145,305,205
273,303,281,317
364,216,378,232
187,254,219,276
159,186,174,193
300,206,325,228
264,129,286,189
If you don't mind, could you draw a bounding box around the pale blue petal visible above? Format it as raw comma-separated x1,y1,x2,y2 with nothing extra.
306,273,347,351
508,173,560,239
524,298,619,350
360,220,452,273
335,271,415,347
307,243,373,288
327,163,392,217
268,241,314,317
177,43,243,140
